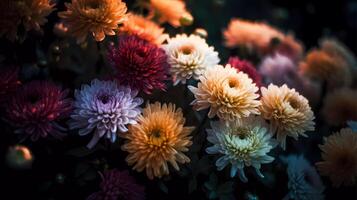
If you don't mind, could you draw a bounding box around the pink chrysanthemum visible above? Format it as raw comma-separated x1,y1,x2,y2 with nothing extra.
227,57,262,88
0,66,21,104
5,81,72,141
108,35,169,94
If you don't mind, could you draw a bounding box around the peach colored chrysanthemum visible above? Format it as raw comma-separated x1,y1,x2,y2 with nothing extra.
188,64,261,121
316,128,357,187
322,88,357,126
58,0,127,43
149,0,192,27
260,84,315,149
120,13,168,45
0,0,55,41
121,102,194,179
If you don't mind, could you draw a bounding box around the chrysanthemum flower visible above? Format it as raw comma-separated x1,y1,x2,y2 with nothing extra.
0,0,55,40
281,155,324,200
320,38,356,70
316,128,357,187
206,116,276,182
227,56,262,88
188,64,260,121
120,13,168,45
162,34,220,85
87,169,145,200
108,35,169,94
5,81,72,141
260,84,315,149
0,66,21,104
149,0,192,27
69,79,143,149
121,102,194,179
58,0,127,43
322,88,357,127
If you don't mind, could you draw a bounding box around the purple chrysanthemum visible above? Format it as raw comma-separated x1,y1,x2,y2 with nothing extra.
0,66,21,104
227,56,263,88
69,79,143,148
5,80,72,141
87,169,145,200
108,35,169,94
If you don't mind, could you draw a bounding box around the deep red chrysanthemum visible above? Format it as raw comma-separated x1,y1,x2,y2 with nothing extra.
228,56,263,88
87,169,145,200
0,66,21,104
108,35,169,94
5,81,72,141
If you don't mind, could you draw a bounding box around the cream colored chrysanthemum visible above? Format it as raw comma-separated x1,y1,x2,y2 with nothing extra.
316,128,357,187
188,64,260,121
260,84,315,149
121,102,194,179
149,0,191,27
120,13,168,45
162,34,220,85
322,88,357,126
58,0,127,43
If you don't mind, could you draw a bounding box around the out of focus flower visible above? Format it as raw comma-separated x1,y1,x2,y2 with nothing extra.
320,38,356,70
149,0,192,27
206,116,276,182
281,155,324,200
5,81,72,141
316,128,357,187
121,102,194,179
87,169,145,200
0,0,55,40
120,13,168,45
53,22,69,37
0,66,21,104
260,84,315,149
188,64,260,121
322,88,357,127
162,34,219,85
58,0,127,43
228,56,262,88
108,35,169,94
69,79,143,149
6,145,34,169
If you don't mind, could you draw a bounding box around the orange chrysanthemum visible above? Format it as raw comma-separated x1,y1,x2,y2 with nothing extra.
120,13,168,45
260,84,315,149
58,0,127,43
322,88,357,126
0,0,55,41
121,102,194,179
316,128,357,187
149,0,192,27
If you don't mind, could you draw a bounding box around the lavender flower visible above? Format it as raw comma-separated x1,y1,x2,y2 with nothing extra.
70,79,143,148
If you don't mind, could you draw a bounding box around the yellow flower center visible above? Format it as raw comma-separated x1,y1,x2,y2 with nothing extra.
148,128,167,147
179,45,195,55
228,77,240,88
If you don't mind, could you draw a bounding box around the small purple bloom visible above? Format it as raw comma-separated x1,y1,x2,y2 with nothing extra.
69,79,143,148
87,169,145,200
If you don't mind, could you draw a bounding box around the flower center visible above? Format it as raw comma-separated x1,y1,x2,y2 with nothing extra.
288,97,300,110
228,77,240,88
234,127,251,139
148,128,166,146
98,94,111,104
179,45,195,55
86,1,100,9
26,93,40,104
338,154,356,171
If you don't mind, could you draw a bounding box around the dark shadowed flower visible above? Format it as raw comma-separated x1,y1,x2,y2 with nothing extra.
87,169,145,200
108,35,169,94
281,155,324,200
227,56,262,88
69,79,143,148
5,81,72,141
0,66,21,104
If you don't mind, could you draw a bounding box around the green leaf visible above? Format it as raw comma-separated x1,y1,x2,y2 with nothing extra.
217,181,234,195
208,191,218,199
158,181,168,194
188,177,197,194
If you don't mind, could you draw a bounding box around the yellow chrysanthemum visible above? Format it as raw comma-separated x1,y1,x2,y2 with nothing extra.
316,128,357,187
120,13,168,45
58,0,127,43
260,84,315,149
149,0,192,27
322,88,357,126
121,102,194,179
188,64,260,121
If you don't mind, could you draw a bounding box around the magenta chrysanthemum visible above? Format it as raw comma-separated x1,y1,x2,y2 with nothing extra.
227,57,262,88
5,81,72,141
87,169,145,200
108,35,169,94
0,66,21,104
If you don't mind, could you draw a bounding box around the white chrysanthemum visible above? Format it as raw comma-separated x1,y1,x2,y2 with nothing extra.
162,34,219,85
206,116,276,182
281,155,324,200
